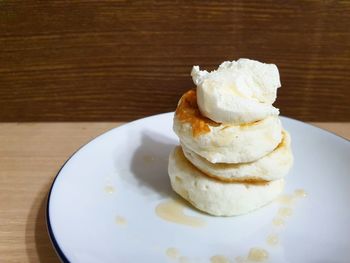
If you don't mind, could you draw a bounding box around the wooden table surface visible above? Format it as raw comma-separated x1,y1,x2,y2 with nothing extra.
0,122,349,262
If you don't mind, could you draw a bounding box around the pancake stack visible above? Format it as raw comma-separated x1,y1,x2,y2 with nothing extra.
168,59,293,216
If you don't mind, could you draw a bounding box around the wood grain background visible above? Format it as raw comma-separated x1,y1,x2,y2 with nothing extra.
0,0,349,122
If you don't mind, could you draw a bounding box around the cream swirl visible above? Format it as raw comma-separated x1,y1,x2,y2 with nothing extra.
191,58,281,124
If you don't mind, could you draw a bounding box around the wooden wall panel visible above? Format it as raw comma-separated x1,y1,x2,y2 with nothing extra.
0,1,349,121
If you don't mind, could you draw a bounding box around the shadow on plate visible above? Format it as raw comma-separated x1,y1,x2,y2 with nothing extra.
130,130,177,198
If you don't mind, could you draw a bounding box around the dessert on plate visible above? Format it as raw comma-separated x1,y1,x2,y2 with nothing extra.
168,58,293,216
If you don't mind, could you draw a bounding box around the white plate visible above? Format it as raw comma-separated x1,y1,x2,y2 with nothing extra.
47,113,350,263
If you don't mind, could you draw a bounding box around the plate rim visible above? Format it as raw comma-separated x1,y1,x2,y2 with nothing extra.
46,112,172,262
45,113,349,262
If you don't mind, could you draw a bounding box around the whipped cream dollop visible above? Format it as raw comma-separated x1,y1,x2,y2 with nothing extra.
191,58,281,124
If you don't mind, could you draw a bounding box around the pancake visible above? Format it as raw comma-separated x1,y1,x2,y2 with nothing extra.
182,130,293,182
168,146,285,216
173,90,283,163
